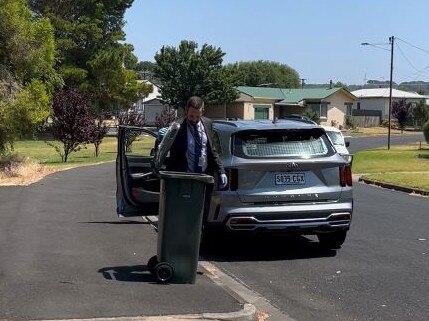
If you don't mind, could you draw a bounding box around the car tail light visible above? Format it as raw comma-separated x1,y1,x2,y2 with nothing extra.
339,165,352,187
226,168,238,191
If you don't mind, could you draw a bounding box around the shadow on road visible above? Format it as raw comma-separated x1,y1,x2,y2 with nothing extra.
201,234,337,262
98,265,156,283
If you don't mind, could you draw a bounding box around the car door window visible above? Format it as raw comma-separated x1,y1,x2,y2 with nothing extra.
124,131,156,157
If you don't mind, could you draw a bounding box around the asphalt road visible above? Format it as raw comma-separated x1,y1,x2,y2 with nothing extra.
205,183,429,321
0,163,240,320
346,132,425,153
201,132,429,321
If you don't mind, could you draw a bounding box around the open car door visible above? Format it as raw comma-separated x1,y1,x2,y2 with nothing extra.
116,125,160,217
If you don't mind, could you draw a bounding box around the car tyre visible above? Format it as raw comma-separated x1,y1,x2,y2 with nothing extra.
317,231,347,249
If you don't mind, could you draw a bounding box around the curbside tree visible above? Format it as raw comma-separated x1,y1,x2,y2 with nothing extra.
88,117,108,157
392,99,412,133
50,88,93,162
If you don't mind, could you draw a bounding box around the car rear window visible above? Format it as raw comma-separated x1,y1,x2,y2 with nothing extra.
232,129,334,159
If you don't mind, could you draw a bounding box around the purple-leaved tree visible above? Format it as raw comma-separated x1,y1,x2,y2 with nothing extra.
88,116,108,157
50,88,93,162
392,98,412,133
155,106,176,129
118,110,146,152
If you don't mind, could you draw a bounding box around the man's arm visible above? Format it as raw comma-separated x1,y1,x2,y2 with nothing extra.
202,117,226,175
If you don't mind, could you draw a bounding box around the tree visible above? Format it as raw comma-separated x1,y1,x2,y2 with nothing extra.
50,88,93,162
27,0,150,114
411,100,429,130
154,40,239,109
223,60,300,88
423,120,429,144
118,111,146,152
0,0,60,155
88,117,108,157
0,0,62,92
392,99,412,132
155,106,176,129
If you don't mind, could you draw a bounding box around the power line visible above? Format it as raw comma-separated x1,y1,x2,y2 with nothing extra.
396,43,421,73
396,37,429,56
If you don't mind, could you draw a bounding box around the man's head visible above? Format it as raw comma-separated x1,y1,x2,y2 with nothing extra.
185,96,204,125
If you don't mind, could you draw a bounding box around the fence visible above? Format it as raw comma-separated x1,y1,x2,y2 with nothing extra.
351,116,380,128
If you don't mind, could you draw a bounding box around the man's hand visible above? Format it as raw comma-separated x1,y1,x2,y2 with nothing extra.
220,173,228,189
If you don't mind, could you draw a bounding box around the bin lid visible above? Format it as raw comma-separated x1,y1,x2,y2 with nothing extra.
153,122,181,172
159,171,214,184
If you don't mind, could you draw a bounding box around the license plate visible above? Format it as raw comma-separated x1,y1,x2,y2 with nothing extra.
275,173,306,185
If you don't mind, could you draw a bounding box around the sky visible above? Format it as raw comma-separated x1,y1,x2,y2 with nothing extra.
124,0,429,86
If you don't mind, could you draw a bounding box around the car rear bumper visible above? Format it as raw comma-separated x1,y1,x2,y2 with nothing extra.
207,201,353,233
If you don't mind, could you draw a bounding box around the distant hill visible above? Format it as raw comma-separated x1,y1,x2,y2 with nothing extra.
305,80,429,94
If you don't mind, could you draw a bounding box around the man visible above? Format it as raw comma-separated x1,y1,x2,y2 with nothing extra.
157,96,227,189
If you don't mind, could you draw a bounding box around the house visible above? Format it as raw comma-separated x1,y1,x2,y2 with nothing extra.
133,79,171,126
351,88,428,121
205,86,357,127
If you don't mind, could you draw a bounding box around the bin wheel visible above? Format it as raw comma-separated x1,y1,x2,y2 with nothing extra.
147,255,158,275
155,262,174,283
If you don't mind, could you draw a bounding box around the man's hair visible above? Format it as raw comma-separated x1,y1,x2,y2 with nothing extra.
186,96,204,111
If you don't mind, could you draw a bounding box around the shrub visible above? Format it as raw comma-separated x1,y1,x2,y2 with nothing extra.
303,109,320,124
344,115,355,129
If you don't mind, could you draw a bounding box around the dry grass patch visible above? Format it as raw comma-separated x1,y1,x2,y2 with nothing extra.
0,155,56,186
348,126,422,136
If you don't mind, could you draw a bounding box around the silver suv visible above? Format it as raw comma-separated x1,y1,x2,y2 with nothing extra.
116,119,353,249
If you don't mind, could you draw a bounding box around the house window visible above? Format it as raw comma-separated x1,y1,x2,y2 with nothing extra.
345,103,353,116
253,104,270,119
357,102,361,110
307,103,328,118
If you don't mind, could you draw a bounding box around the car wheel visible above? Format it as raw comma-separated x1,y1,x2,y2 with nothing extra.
317,231,347,249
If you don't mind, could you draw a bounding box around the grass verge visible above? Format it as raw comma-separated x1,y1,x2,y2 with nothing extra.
353,143,429,192
12,137,118,168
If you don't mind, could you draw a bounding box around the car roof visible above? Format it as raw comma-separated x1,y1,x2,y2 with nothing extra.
213,119,319,133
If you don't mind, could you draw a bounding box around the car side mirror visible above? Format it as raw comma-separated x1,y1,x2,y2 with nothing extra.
345,142,350,147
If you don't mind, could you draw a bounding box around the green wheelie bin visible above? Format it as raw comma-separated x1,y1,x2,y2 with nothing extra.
148,171,214,284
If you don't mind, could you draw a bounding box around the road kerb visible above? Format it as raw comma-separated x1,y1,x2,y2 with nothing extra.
200,261,296,321
358,177,429,197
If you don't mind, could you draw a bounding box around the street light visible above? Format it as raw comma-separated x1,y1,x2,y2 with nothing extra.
361,36,394,150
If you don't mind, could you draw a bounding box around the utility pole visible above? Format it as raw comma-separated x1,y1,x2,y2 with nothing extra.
388,36,394,150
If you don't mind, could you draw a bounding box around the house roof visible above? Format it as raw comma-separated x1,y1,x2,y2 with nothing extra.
236,86,356,104
351,88,429,99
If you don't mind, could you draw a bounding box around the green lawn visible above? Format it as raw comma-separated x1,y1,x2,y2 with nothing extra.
13,137,119,168
353,143,429,191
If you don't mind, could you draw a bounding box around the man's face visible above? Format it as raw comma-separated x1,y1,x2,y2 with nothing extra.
186,107,203,125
